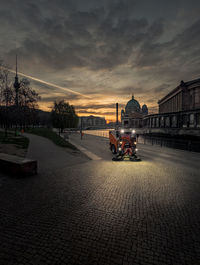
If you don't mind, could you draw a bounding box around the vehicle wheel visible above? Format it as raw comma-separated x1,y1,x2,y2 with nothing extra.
111,144,116,154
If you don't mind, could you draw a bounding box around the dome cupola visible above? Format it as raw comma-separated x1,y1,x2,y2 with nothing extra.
142,104,148,115
125,95,141,114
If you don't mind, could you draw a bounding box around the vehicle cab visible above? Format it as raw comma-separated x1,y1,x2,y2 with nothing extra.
109,128,138,155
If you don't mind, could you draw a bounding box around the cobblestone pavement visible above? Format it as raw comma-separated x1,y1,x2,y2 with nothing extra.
0,134,200,264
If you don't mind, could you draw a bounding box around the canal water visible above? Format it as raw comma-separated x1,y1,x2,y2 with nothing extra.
83,129,112,138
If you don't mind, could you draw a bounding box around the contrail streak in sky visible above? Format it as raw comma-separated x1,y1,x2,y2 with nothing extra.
6,68,90,99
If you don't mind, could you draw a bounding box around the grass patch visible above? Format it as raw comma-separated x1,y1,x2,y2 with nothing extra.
26,128,77,150
0,131,29,149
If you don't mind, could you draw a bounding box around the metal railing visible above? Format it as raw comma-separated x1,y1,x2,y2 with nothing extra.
138,135,200,152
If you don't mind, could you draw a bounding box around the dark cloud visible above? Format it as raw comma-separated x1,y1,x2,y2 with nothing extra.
148,106,158,114
116,86,147,95
41,94,81,102
135,19,200,76
77,110,115,115
31,80,58,92
2,1,200,70
3,0,159,71
1,0,200,119
3,1,200,76
76,103,124,110
154,83,171,93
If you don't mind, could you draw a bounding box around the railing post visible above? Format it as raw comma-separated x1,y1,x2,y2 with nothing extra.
188,140,191,151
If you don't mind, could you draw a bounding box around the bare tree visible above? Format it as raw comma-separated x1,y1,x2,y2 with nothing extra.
17,78,40,129
0,62,41,133
51,100,79,133
0,64,13,136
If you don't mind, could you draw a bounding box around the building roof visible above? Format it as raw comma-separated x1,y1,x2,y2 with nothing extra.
184,78,200,86
158,78,200,104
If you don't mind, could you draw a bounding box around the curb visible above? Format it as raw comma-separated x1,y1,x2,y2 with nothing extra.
59,133,102,161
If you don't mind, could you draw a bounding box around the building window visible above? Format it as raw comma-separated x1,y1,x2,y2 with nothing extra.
156,117,159,127
152,118,155,127
161,116,164,127
165,116,170,127
189,114,194,127
172,115,177,127
182,115,188,127
195,90,200,104
197,113,200,127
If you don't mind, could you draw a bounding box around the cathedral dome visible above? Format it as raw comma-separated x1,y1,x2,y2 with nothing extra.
125,96,141,113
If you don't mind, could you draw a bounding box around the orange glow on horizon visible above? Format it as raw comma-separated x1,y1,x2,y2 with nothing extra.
4,67,158,122
38,100,157,123
38,102,117,122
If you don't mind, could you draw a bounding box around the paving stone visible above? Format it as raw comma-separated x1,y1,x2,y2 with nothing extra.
0,134,199,264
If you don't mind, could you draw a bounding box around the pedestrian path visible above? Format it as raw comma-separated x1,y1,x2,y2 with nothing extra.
69,139,102,160
68,132,113,161
25,133,89,173
59,132,102,160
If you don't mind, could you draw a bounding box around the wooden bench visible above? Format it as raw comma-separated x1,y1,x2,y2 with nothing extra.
0,153,37,176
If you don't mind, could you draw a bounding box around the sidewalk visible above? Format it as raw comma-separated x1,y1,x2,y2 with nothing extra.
25,133,89,173
67,132,113,160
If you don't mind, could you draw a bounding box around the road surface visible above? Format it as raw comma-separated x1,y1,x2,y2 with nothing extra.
69,132,200,168
0,132,199,265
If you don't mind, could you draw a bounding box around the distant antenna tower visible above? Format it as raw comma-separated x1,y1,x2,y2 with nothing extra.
14,55,20,106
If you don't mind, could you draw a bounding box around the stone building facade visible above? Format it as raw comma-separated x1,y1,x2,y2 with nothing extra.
142,78,200,136
118,79,200,136
79,115,106,129
158,79,200,113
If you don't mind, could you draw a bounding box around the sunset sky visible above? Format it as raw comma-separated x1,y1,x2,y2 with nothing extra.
1,0,200,122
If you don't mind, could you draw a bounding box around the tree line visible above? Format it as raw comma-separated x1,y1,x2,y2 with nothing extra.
0,62,79,136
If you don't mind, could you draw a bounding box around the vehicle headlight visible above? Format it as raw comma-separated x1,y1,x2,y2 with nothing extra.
120,129,124,134
132,130,136,134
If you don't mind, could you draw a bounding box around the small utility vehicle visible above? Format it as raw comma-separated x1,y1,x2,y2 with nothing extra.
109,128,141,161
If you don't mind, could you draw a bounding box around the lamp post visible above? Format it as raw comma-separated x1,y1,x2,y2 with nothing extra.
80,117,83,140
